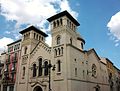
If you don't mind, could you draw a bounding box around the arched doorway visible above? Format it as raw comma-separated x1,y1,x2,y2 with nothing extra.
33,86,43,91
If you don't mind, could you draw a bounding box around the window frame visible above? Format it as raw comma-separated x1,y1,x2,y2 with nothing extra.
56,35,61,45
57,60,61,72
38,58,42,76
33,64,37,77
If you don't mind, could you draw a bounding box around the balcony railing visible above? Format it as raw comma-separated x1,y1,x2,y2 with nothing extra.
2,78,15,84
11,69,16,73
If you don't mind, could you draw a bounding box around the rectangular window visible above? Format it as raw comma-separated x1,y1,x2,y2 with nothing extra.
6,65,9,72
11,73,14,81
75,68,77,76
57,60,61,72
14,53,17,62
3,85,7,91
9,85,14,91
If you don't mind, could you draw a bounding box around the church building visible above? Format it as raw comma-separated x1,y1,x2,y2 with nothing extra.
1,11,116,91
16,11,110,91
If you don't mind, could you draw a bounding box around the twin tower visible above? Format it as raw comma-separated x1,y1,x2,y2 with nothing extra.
16,11,87,91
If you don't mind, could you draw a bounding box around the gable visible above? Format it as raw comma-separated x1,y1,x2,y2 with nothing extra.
30,41,51,59
87,48,100,61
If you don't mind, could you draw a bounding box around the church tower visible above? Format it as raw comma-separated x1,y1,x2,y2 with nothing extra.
17,26,48,91
47,11,85,91
47,11,85,49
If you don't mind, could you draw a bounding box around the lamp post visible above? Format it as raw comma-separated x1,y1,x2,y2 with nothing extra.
47,60,55,91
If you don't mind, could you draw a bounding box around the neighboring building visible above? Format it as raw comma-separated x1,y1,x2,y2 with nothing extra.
2,39,21,91
113,66,120,91
0,61,4,91
106,58,115,91
100,58,109,90
0,52,6,91
0,11,120,91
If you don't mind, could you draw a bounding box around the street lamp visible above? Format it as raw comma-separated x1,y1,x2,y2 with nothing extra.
46,60,55,91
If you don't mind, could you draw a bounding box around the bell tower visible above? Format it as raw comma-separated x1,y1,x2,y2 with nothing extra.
17,26,48,91
47,11,85,91
48,11,79,46
47,11,85,50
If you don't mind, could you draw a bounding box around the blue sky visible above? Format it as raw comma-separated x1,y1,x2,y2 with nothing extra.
0,0,120,69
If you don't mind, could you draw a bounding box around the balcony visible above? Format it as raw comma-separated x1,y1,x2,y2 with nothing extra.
6,59,10,64
11,69,16,74
12,58,17,63
2,79,15,84
4,70,9,75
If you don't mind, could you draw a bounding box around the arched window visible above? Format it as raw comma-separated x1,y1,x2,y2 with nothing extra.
81,42,84,49
34,33,36,39
24,47,27,54
60,18,62,25
72,23,73,30
42,37,43,41
28,32,30,38
83,70,85,78
95,88,99,91
70,38,72,44
26,34,28,39
23,67,25,77
44,61,48,76
70,22,71,28
36,34,38,40
57,20,59,26
109,73,112,80
39,36,41,40
57,60,61,72
67,19,69,26
56,36,61,45
75,68,77,76
33,86,43,91
55,49,57,56
74,26,75,30
38,58,42,76
58,48,60,55
53,21,56,28
92,64,97,77
33,64,37,77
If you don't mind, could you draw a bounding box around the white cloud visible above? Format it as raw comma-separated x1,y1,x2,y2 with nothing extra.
59,0,78,19
5,31,11,34
1,0,78,29
0,37,14,53
107,11,120,46
115,43,119,47
1,0,78,46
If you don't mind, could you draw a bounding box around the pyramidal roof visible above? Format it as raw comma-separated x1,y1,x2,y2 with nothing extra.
19,26,48,37
47,10,80,26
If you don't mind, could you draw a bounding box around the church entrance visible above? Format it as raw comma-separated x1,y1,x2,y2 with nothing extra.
33,86,43,91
